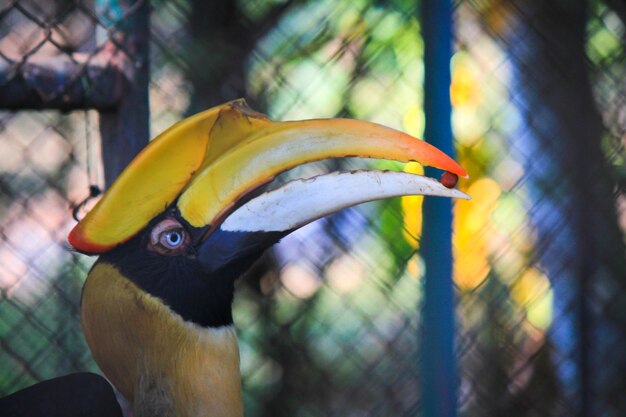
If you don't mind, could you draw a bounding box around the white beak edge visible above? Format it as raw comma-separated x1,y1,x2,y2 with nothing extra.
221,170,470,233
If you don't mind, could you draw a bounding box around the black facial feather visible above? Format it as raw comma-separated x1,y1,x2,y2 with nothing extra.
96,207,289,328
98,214,235,328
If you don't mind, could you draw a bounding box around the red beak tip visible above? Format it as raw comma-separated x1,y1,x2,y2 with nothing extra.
440,171,459,189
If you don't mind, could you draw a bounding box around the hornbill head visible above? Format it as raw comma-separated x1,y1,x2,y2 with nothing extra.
69,100,468,417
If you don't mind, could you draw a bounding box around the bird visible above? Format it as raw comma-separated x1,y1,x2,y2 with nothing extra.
1,99,468,417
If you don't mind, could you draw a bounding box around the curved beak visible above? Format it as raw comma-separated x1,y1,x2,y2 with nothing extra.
68,99,468,254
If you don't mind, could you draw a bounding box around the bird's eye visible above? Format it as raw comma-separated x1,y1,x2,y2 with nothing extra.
162,230,184,248
148,217,190,255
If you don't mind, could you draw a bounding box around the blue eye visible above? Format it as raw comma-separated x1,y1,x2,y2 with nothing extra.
167,231,181,245
150,218,189,255
162,230,184,248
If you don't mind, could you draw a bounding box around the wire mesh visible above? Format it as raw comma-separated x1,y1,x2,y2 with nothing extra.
453,1,626,416
0,0,105,393
1,1,624,416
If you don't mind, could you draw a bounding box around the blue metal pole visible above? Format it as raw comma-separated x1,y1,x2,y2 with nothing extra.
420,0,457,416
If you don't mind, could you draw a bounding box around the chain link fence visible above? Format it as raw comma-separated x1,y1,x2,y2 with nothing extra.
1,1,624,416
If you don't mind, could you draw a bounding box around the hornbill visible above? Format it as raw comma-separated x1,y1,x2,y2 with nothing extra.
1,100,468,417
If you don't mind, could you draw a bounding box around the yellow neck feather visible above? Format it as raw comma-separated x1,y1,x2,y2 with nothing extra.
81,262,243,417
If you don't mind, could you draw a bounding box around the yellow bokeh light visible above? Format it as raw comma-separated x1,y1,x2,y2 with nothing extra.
511,267,553,330
450,53,482,108
401,162,424,248
511,267,550,306
454,177,502,290
526,288,553,331
452,107,488,146
403,105,425,138
451,52,486,145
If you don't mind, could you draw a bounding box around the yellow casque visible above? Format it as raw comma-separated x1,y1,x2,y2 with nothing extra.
69,99,467,253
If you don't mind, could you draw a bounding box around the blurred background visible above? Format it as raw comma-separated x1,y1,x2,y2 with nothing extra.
0,0,624,416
